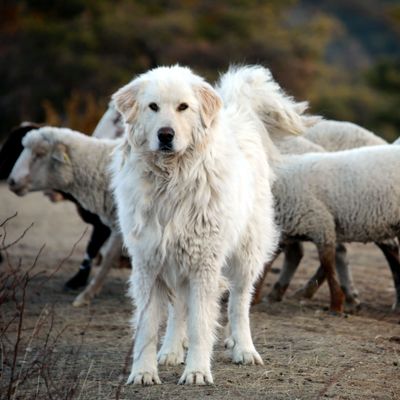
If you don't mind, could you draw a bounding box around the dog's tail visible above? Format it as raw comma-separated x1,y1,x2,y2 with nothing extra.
215,65,320,139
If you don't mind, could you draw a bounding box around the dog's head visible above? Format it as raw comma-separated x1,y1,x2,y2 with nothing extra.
112,65,222,155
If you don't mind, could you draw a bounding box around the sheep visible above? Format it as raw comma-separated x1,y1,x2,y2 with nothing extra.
0,123,116,291
274,135,325,155
253,144,400,312
304,119,386,150
262,121,400,309
7,127,123,307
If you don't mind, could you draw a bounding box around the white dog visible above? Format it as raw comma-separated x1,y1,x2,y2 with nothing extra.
111,65,282,386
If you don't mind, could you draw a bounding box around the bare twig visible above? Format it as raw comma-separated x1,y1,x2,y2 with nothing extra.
0,214,90,400
0,223,34,251
0,212,18,228
6,259,29,400
35,227,88,290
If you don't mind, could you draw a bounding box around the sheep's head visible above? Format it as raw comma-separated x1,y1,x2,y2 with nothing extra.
8,128,73,196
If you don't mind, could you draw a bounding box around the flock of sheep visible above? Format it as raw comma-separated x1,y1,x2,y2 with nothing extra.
1,64,400,384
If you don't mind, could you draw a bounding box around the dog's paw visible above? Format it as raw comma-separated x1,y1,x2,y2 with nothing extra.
232,349,263,365
225,337,263,365
178,369,213,385
157,351,184,366
224,336,235,350
126,371,161,386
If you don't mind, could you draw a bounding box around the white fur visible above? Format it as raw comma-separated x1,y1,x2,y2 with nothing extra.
304,120,386,150
8,127,123,307
92,101,124,139
271,145,400,310
111,65,279,386
267,120,399,307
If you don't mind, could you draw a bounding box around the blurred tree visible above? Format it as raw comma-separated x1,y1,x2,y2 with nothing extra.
0,0,398,140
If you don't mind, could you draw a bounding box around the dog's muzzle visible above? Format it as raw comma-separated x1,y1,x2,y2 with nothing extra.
157,127,175,151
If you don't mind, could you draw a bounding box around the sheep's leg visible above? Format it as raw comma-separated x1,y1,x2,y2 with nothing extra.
319,244,345,313
72,233,122,307
294,265,325,300
64,210,111,291
268,242,304,302
375,240,400,311
335,244,359,306
83,215,112,261
158,287,188,366
294,244,358,305
252,249,281,305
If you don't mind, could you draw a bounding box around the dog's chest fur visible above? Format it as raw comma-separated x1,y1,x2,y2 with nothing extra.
117,154,235,278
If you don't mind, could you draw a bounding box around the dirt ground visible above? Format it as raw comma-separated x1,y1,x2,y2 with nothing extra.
1,182,399,400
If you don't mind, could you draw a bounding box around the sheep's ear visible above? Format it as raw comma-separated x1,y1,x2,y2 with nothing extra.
52,143,70,164
196,83,222,129
112,82,141,124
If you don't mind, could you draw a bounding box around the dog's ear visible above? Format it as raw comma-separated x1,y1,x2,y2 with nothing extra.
196,83,222,129
112,82,141,124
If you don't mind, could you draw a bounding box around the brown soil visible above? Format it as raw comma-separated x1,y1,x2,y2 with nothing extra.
1,183,399,400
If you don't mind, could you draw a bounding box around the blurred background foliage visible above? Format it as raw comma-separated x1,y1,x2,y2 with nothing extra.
1,0,399,141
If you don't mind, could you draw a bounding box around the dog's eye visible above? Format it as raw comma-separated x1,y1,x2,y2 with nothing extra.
149,103,159,112
177,103,189,112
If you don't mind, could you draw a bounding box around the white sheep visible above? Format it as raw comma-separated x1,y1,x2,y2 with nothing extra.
262,122,398,306
8,127,122,307
304,119,386,150
257,144,400,311
264,121,400,308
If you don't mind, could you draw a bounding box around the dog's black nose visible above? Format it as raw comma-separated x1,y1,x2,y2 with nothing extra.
157,127,175,146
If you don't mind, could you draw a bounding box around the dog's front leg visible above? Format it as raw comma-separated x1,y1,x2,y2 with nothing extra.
127,271,166,386
178,271,220,385
158,285,188,366
225,251,264,365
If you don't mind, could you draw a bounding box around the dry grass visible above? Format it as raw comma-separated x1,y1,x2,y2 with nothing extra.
1,185,400,399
